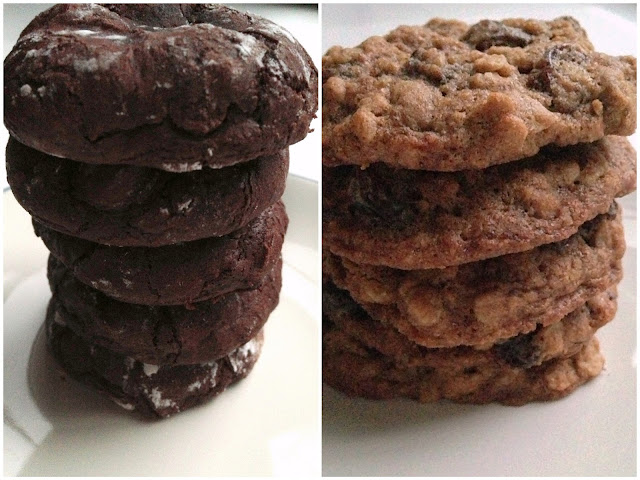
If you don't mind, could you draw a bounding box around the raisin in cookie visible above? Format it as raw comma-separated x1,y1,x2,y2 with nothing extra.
323,137,635,269
5,4,317,169
323,17,636,171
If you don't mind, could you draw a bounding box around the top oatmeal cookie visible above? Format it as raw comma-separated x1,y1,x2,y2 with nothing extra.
323,17,636,171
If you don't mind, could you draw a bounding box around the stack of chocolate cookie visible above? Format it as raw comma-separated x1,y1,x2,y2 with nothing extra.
5,4,317,417
322,17,636,404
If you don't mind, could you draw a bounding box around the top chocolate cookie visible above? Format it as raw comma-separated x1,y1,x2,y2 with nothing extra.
4,4,318,169
323,17,636,170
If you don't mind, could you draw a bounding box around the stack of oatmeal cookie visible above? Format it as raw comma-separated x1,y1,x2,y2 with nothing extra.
5,4,317,417
322,17,636,404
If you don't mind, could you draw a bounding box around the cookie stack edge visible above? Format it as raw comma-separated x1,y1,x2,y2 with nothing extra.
4,4,318,418
322,16,636,406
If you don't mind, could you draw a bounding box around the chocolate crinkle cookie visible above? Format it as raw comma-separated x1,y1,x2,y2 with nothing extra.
4,3,318,169
47,254,282,365
5,3,310,420
323,16,636,171
35,201,288,306
7,137,289,246
46,299,264,418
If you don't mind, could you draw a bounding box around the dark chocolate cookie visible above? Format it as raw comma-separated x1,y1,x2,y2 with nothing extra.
323,136,635,269
35,201,287,305
4,4,318,169
47,255,282,365
7,137,288,246
46,299,264,418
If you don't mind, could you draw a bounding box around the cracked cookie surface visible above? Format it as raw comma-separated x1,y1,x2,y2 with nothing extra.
36,201,287,306
47,255,281,365
325,207,624,347
7,137,288,246
323,136,635,269
4,4,318,169
46,299,264,418
323,284,608,405
323,16,636,171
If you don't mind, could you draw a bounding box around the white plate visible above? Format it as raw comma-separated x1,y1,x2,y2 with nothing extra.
3,175,320,477
322,4,636,476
